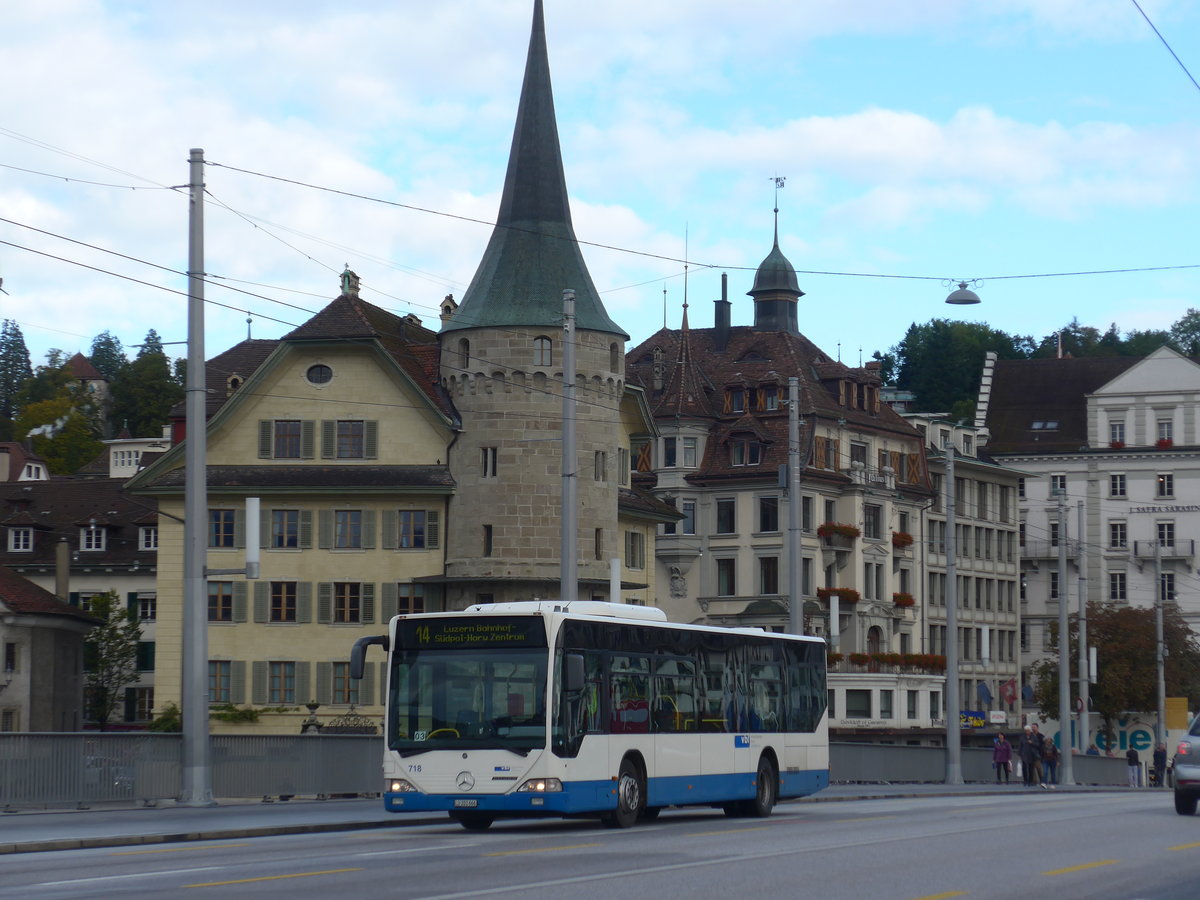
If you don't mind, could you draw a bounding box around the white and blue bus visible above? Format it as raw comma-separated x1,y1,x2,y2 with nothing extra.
350,601,828,830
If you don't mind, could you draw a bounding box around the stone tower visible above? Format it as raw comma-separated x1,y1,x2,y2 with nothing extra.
439,0,629,608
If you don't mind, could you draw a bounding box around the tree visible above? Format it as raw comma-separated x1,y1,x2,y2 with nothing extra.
110,329,184,438
1032,601,1200,750
0,319,32,439
83,591,142,731
13,398,105,473
1170,308,1200,356
89,330,128,381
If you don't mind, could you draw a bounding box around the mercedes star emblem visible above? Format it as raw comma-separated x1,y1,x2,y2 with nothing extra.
456,771,475,791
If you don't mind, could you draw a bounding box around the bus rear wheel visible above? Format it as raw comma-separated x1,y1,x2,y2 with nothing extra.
451,812,495,831
604,758,644,828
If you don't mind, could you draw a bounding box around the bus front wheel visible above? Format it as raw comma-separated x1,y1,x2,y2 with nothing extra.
451,812,495,831
746,756,777,818
604,758,644,828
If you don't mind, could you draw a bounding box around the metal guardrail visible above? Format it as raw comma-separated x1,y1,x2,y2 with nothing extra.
0,734,1129,809
0,733,382,809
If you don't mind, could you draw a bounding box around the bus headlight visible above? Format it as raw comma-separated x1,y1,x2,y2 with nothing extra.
516,778,562,793
388,779,419,793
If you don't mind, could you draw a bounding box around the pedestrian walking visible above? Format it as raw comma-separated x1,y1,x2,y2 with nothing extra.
1042,737,1060,786
1153,743,1167,788
993,733,1012,784
1127,747,1141,787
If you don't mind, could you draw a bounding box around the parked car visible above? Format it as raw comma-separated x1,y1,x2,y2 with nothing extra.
1174,715,1200,816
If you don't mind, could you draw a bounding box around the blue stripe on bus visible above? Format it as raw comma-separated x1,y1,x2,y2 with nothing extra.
383,769,829,816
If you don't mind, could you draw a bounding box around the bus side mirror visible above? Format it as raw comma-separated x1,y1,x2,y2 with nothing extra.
564,653,585,693
350,634,389,679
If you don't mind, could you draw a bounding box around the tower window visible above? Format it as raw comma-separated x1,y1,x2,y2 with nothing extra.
533,336,553,367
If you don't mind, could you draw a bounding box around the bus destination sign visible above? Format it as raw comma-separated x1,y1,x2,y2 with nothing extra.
398,616,546,650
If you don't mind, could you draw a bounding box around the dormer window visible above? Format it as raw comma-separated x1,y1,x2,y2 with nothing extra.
726,388,745,414
762,385,779,411
533,336,553,367
80,526,106,552
730,439,762,466
8,527,32,552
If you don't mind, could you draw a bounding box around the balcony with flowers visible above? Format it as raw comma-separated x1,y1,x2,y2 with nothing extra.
817,522,860,550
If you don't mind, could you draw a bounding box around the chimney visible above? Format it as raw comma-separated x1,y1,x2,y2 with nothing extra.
714,273,731,352
55,538,70,600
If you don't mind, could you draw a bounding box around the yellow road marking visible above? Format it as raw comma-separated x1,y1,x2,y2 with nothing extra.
184,868,361,887
910,892,968,900
485,843,601,857
1043,860,1117,876
1170,842,1200,851
112,843,249,856
693,827,771,837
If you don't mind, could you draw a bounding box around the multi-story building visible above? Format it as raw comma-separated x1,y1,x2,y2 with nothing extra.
978,346,1200,742
126,1,669,733
907,413,1024,738
624,237,947,741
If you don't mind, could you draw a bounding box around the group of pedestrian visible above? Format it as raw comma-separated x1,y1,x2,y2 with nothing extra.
991,724,1060,787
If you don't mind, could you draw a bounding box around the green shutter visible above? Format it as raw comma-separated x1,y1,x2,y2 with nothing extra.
69,591,80,607
378,661,388,705
320,420,335,459
301,420,315,459
360,662,374,705
427,510,440,549
260,507,270,549
317,582,332,624
361,582,375,624
381,582,398,622
233,508,246,549
233,582,248,623
251,661,268,704
316,661,332,705
297,582,312,624
230,660,246,704
294,661,310,704
364,421,378,459
253,581,268,623
136,641,155,671
318,509,332,549
258,421,273,458
127,591,139,611
299,510,313,549
362,510,376,549
381,510,396,550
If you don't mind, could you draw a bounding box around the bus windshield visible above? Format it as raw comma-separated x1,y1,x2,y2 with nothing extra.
389,617,548,756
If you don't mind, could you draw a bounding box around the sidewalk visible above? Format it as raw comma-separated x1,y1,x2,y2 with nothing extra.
0,782,1140,855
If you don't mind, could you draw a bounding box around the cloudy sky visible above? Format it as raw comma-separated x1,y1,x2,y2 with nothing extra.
2,0,1198,369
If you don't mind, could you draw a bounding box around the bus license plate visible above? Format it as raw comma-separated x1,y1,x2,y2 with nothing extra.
454,799,478,808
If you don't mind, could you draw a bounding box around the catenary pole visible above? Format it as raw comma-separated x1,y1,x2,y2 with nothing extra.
1057,489,1073,784
944,442,961,784
1155,538,1166,749
180,148,213,806
1077,500,1089,759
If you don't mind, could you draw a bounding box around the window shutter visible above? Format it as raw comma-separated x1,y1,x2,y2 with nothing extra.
251,661,268,705
890,450,902,476
259,507,270,549
378,661,388,705
814,437,826,470
137,641,155,671
362,510,376,549
838,381,847,406
295,662,310,703
364,421,378,459
722,391,731,414
258,421,273,458
426,510,440,549
298,582,313,624
234,508,245,548
636,443,651,472
381,582,398,622
127,591,139,611
831,440,840,471
299,510,313,549
878,449,888,471
382,510,397,549
320,421,335,459
318,509,333,549
317,582,333,624
253,581,268,623
360,663,375,705
233,582,248,622
907,453,921,483
300,420,315,459
316,662,332,705
230,661,246,704
362,582,375,624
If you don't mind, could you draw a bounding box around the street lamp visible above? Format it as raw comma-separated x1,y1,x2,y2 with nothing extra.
945,281,981,305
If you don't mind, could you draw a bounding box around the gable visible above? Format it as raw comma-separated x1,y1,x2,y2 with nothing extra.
1094,346,1200,397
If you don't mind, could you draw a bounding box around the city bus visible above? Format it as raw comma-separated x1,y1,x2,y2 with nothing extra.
350,600,828,830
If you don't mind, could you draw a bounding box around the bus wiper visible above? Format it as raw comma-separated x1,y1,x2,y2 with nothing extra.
399,748,432,758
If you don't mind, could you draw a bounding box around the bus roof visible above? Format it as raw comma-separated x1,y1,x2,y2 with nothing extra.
463,600,668,621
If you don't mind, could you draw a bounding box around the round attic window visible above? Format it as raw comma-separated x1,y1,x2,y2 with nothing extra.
306,364,333,385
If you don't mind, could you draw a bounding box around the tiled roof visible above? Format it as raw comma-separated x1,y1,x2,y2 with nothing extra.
66,352,104,381
136,465,455,491
983,357,1139,454
0,442,48,481
618,486,684,520
0,565,99,624
0,478,158,569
